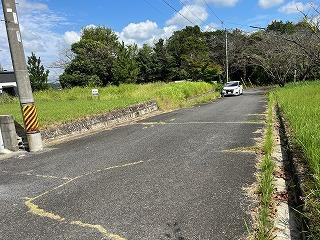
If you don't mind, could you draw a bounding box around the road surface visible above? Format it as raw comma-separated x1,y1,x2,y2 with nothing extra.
0,89,267,240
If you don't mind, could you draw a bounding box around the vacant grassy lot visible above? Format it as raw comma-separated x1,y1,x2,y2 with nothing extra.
0,82,219,129
273,81,320,239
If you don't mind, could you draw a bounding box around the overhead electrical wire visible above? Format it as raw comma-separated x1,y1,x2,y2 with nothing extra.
160,0,197,26
142,0,167,16
177,0,205,26
199,0,256,30
149,0,258,32
200,0,224,26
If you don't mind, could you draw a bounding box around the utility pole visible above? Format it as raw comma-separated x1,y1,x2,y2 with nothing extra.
225,28,229,83
1,0,43,152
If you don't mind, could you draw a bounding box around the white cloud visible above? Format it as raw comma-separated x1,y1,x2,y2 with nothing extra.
117,20,179,46
64,31,80,45
166,4,208,27
0,0,70,81
17,0,48,12
122,20,160,41
259,0,284,8
279,1,312,14
203,23,219,31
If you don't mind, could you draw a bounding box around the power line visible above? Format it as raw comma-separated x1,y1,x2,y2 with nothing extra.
161,0,197,26
201,0,224,26
177,0,204,25
224,20,253,29
142,0,166,16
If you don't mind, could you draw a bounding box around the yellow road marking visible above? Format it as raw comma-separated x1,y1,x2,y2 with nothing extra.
222,146,260,154
25,200,65,221
24,161,144,239
71,221,126,240
82,161,144,177
1,171,72,181
23,172,72,180
247,113,267,116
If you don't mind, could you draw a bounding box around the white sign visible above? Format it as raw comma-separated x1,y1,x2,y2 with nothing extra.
6,8,12,13
13,12,18,24
16,31,21,42
92,89,99,96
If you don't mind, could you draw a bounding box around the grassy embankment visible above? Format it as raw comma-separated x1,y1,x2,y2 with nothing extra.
0,82,220,129
273,81,320,239
255,94,276,240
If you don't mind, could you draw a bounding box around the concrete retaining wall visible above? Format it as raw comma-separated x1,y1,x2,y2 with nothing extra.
41,100,158,142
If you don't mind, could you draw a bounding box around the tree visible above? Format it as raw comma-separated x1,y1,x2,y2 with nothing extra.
247,31,300,86
59,26,120,88
136,44,156,83
267,20,296,34
50,47,75,70
166,26,216,81
112,43,140,85
153,38,172,81
27,52,50,91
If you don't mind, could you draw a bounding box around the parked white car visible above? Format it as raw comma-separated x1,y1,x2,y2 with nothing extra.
222,81,243,96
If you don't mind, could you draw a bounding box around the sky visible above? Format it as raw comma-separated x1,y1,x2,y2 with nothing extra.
0,0,315,80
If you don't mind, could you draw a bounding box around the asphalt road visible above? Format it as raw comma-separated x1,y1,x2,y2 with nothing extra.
0,89,267,240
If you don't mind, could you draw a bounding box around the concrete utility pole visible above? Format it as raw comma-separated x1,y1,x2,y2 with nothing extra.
1,0,43,152
225,28,229,83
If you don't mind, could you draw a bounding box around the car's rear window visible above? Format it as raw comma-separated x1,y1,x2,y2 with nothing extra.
225,82,239,87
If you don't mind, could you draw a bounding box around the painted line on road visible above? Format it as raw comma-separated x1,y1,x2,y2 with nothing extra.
222,145,260,154
81,161,144,177
136,121,265,126
71,221,126,240
24,161,145,240
1,170,72,181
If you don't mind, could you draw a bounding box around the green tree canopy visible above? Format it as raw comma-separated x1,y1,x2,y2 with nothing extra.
112,43,140,85
60,26,120,88
27,52,49,91
167,26,221,81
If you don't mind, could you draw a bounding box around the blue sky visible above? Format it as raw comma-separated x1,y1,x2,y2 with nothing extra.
0,0,315,79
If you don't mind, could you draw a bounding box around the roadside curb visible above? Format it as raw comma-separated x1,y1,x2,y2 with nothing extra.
272,107,300,240
41,100,158,143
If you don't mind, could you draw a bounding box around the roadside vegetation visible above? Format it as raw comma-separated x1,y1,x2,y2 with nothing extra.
255,95,276,240
0,82,220,129
273,81,320,239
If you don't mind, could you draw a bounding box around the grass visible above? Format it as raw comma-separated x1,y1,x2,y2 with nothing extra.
255,94,276,240
273,81,320,239
0,82,220,129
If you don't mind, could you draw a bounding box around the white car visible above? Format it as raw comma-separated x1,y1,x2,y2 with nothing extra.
222,81,243,96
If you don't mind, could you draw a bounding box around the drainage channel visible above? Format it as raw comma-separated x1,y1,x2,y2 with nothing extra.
275,105,307,240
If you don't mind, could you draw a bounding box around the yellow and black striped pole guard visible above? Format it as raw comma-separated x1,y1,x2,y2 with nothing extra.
22,104,40,133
